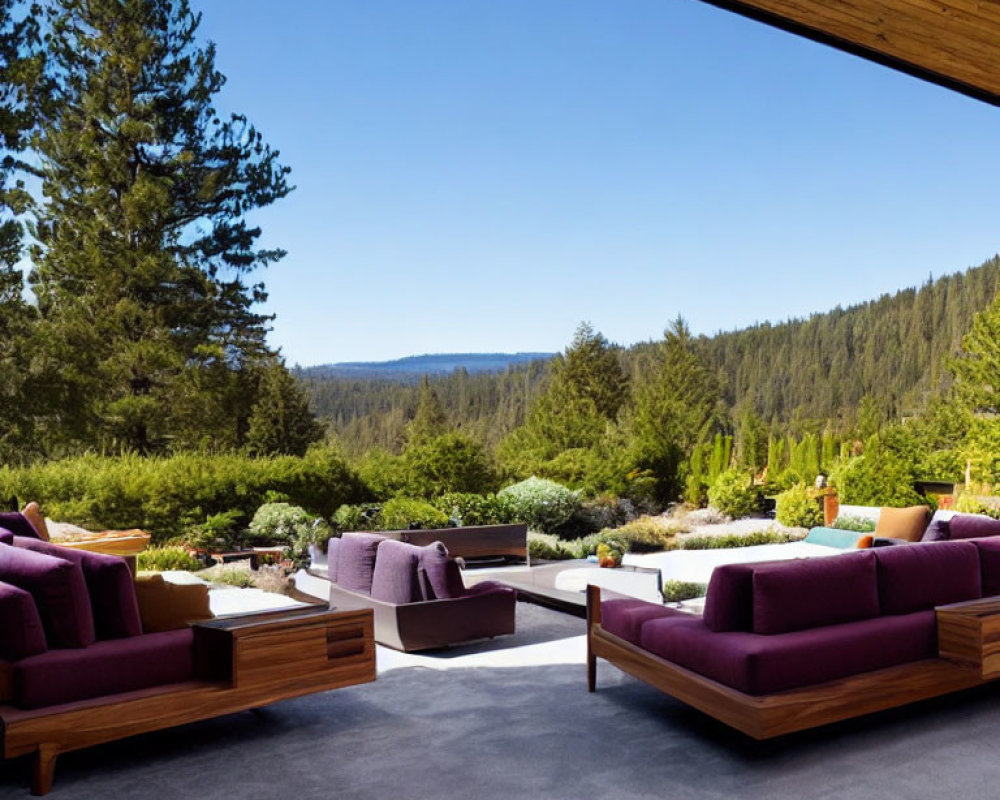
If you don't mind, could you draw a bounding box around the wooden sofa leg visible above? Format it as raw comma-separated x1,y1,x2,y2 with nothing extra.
32,743,59,796
586,584,601,692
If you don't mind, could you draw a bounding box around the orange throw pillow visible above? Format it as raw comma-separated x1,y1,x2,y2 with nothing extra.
875,505,931,543
856,535,874,549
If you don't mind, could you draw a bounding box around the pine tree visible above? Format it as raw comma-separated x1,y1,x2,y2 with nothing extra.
406,376,449,445
246,360,324,457
951,292,1000,416
29,0,292,453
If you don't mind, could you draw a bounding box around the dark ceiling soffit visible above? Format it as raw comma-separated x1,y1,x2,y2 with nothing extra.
698,0,1000,107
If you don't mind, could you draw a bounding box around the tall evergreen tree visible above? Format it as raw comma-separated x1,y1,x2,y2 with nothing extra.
29,0,291,453
627,318,722,503
246,360,324,457
951,291,1000,416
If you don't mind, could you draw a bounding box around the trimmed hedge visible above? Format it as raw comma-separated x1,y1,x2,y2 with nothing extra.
0,448,366,544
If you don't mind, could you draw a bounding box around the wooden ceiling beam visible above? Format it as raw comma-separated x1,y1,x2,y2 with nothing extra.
699,0,1000,106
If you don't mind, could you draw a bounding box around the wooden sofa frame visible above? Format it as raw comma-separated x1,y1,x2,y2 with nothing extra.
586,586,991,739
0,605,375,795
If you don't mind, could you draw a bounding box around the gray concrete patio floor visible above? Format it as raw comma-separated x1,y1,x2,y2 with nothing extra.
1,600,998,799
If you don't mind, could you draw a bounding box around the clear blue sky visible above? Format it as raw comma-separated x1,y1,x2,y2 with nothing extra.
193,0,1000,367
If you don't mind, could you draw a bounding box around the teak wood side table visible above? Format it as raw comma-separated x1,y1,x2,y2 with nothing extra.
936,596,1000,678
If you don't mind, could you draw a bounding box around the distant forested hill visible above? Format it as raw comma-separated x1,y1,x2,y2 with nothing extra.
299,352,554,381
301,255,1000,454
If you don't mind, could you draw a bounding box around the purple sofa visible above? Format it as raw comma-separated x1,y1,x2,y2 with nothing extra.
588,536,1000,737
325,532,516,651
0,524,195,711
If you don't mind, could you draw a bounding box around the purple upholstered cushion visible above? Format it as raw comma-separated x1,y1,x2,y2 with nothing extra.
752,551,878,634
875,539,981,615
949,514,1000,541
974,538,1000,596
336,532,387,594
0,581,47,660
416,542,466,600
601,599,690,645
0,543,95,648
921,510,955,542
640,611,937,695
703,562,757,633
12,536,141,639
13,628,195,709
0,512,40,540
0,527,13,545
370,539,422,604
327,537,341,583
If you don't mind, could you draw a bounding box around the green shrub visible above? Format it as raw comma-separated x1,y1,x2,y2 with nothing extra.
599,516,678,553
247,503,333,564
775,483,823,528
379,498,449,530
831,515,877,532
681,530,801,550
332,503,382,531
431,492,513,526
198,563,256,588
187,509,245,551
137,546,202,572
662,580,707,603
527,531,575,561
954,494,1000,518
707,470,757,519
0,448,365,544
497,477,581,533
828,448,923,507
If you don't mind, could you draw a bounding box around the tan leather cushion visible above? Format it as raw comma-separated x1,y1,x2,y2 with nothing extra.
875,505,932,542
20,503,50,541
134,572,213,632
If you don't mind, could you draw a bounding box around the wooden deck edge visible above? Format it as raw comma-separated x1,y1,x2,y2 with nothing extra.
589,624,987,739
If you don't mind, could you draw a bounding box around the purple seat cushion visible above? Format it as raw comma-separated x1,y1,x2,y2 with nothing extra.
601,599,691,645
875,539,981,615
463,580,515,598
336,532,387,594
949,514,1000,541
0,544,95,648
13,628,195,709
974,538,1000,596
12,536,142,639
370,539,422,604
640,611,937,695
0,527,13,545
327,537,341,583
703,562,757,632
752,551,878,634
417,542,466,600
0,581,47,660
0,512,40,540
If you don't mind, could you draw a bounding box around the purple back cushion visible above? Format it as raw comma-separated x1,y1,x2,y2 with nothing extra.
974,538,1000,596
0,527,13,545
0,543,95,647
0,581,47,660
752,551,879,634
326,537,341,583
370,539,422,604
336,532,387,594
875,539,981,615
13,536,141,639
416,542,465,600
949,514,1000,540
0,513,40,540
703,562,758,632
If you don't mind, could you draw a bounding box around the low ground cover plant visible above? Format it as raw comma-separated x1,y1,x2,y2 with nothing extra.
681,530,802,550
831,515,877,532
137,546,202,572
662,580,707,603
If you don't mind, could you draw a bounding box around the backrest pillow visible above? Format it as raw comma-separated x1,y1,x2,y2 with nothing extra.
326,536,341,583
874,505,931,542
336,532,388,594
0,581,47,660
921,509,956,542
875,539,981,615
0,543,95,647
13,536,142,639
949,514,1000,541
416,542,466,600
0,512,40,540
370,539,423,604
752,550,879,634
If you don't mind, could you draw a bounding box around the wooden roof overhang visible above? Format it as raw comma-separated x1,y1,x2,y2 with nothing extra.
698,0,1000,106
